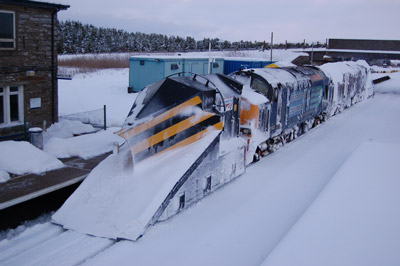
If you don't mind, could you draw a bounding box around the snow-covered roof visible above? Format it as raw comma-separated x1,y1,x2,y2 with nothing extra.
251,67,307,88
129,55,224,60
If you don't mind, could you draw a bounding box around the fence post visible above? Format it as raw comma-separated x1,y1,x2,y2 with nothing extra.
104,105,107,130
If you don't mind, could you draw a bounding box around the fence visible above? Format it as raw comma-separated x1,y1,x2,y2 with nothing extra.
59,105,107,130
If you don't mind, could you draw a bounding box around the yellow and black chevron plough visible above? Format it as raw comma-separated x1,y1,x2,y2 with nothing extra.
115,77,223,163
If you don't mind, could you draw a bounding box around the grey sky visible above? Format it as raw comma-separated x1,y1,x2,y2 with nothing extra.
55,0,400,43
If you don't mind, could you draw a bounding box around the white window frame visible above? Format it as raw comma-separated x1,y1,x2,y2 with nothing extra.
0,85,24,127
0,10,16,50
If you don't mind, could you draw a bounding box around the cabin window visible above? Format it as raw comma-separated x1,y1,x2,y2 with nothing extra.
170,63,179,70
0,86,24,125
140,60,145,66
213,63,219,68
179,194,185,210
251,76,269,96
0,10,15,49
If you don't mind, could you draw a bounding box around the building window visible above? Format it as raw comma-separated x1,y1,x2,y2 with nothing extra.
170,63,179,70
0,10,15,49
0,86,24,126
213,63,219,68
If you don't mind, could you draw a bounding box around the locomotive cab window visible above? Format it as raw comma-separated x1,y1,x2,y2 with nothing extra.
251,76,271,96
0,10,15,49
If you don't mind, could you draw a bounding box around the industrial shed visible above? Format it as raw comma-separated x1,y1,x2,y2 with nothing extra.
128,56,224,92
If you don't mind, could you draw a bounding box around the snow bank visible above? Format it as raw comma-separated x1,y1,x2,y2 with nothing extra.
44,120,97,140
0,170,10,183
262,142,400,266
373,72,400,94
0,141,64,175
44,128,124,159
52,131,220,240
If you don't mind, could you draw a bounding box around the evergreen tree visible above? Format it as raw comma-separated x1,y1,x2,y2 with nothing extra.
57,20,325,54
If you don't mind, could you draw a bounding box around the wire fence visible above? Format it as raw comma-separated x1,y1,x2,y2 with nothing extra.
59,105,107,130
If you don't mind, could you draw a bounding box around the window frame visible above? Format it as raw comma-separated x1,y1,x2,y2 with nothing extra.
0,10,16,50
0,85,24,127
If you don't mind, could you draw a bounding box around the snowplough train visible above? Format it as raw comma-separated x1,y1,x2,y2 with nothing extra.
52,60,373,241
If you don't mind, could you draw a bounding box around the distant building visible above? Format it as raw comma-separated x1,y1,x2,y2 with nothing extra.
0,0,69,140
304,39,400,65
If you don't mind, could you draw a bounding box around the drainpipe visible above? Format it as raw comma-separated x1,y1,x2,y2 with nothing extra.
51,10,57,124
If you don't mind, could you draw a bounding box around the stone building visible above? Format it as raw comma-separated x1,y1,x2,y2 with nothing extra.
0,0,69,139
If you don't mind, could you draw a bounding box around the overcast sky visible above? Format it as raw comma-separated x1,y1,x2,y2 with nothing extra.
55,0,400,44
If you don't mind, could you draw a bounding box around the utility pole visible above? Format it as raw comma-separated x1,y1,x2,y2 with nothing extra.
208,42,211,74
270,32,273,62
311,42,314,65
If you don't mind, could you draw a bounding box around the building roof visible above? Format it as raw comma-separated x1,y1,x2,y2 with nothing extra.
0,0,69,11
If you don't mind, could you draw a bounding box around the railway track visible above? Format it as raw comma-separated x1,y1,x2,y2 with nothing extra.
0,222,115,266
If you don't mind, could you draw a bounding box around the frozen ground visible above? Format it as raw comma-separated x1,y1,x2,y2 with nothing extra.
1,66,399,266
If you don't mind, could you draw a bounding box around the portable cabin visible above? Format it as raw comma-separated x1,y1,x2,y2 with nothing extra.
128,56,224,92
223,58,275,75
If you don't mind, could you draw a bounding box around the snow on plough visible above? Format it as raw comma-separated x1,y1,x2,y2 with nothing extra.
52,61,373,241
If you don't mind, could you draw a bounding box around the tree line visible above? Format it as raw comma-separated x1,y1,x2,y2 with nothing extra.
57,20,325,54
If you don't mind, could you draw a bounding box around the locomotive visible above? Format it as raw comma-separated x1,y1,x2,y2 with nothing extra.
53,60,373,241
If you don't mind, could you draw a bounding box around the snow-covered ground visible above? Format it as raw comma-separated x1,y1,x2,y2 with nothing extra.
1,63,400,265
262,142,400,266
58,69,135,127
59,49,305,64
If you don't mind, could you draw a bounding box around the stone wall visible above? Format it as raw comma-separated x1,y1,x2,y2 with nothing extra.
0,3,58,137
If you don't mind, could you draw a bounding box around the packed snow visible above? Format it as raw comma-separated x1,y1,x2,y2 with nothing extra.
44,127,123,159
0,141,64,176
262,142,400,266
0,120,125,179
